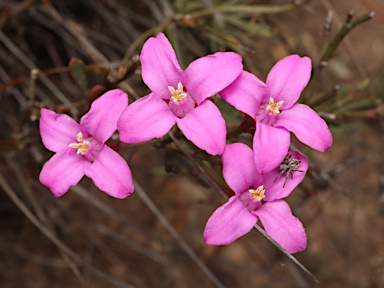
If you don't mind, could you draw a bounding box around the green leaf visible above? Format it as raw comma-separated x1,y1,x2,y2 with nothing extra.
69,58,89,95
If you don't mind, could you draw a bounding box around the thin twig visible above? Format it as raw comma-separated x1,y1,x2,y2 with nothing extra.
187,0,310,18
42,4,109,63
94,224,169,266
121,21,171,66
0,173,136,288
320,0,372,79
0,30,76,115
253,225,318,284
133,179,226,288
320,11,375,63
0,235,67,267
168,131,228,198
305,10,375,101
6,154,83,279
72,185,163,243
0,172,79,260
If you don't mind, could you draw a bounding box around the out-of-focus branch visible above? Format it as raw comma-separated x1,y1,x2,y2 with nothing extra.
305,11,375,102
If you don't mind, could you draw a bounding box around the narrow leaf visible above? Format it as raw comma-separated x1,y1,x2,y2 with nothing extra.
69,57,89,95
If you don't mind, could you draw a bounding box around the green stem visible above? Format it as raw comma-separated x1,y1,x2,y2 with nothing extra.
187,0,310,18
332,98,381,113
309,85,340,108
304,11,374,103
121,19,172,67
320,11,375,63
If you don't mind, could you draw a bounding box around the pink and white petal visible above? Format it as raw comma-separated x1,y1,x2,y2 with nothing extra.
222,143,261,194
219,71,266,118
204,195,258,246
254,200,307,254
266,55,312,110
275,104,333,152
176,100,226,156
80,89,128,144
117,94,176,144
263,152,308,201
140,33,184,99
185,52,243,105
253,121,290,174
84,145,134,199
40,108,81,153
39,149,87,197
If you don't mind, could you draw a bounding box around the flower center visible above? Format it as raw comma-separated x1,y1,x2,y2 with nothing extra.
239,185,266,212
266,97,284,115
169,82,187,104
69,132,91,155
249,185,266,202
167,82,196,118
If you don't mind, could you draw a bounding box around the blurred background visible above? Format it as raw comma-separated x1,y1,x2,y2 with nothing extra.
0,0,383,287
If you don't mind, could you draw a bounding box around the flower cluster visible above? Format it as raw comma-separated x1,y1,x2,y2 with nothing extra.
39,33,332,254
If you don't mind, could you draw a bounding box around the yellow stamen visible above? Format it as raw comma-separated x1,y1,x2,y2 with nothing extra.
249,186,266,202
266,97,284,115
69,132,91,155
169,82,187,104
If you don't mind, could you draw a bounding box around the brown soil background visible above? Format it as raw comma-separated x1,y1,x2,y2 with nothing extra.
0,0,383,287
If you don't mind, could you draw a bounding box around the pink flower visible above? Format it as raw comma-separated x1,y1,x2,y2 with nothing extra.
220,55,333,173
203,143,308,254
39,89,134,199
117,33,243,155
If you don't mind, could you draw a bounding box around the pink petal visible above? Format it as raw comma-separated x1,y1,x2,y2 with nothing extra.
84,145,134,199
275,104,333,152
176,100,226,156
40,108,80,153
253,121,291,174
80,89,128,144
220,70,266,118
222,143,261,194
117,94,176,143
266,55,312,110
204,195,258,246
263,152,308,201
184,52,243,105
140,33,184,99
39,149,88,197
254,200,307,254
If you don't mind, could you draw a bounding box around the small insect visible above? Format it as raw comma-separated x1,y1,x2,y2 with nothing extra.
274,154,304,188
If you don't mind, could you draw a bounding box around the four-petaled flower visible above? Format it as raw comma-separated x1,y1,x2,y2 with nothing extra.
39,89,134,199
117,33,243,156
220,55,333,173
203,143,308,254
